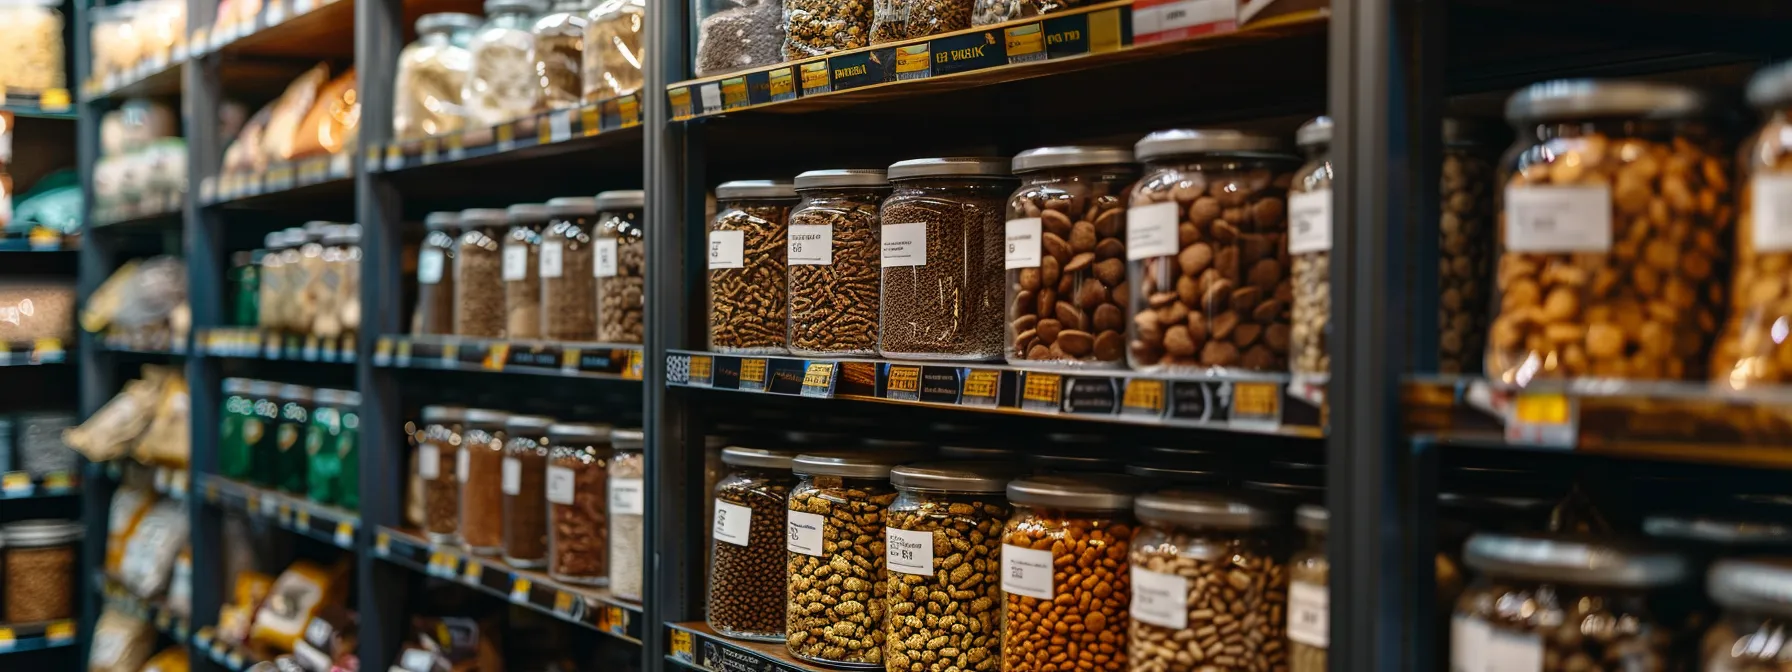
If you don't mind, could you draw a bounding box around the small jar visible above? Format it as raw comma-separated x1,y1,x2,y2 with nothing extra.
394,12,480,140
1715,64,1792,388
1003,146,1137,368
595,190,646,344
880,158,1014,360
420,405,467,544
220,377,255,479
1452,534,1686,672
581,0,645,100
1644,514,1792,669
1287,504,1329,672
1438,119,1497,375
455,208,510,338
707,446,802,641
1000,476,1135,672
884,462,1014,671
460,408,511,555
1126,129,1299,373
786,452,906,668
547,422,612,585
414,212,462,336
303,389,348,506
608,429,647,601
274,384,314,495
1288,117,1335,380
1704,558,1792,670
314,225,359,340
257,231,292,334
247,380,282,487
709,181,797,354
541,197,599,341
1,520,82,622
505,203,551,340
464,0,546,127
502,414,554,568
786,169,890,357
530,0,589,111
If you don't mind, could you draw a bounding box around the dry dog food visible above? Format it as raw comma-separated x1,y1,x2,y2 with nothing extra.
595,191,646,344
787,170,888,356
1001,476,1135,672
786,453,904,667
709,181,797,354
881,158,1012,360
1004,147,1136,367
460,409,510,554
708,447,801,640
1128,491,1290,672
884,463,1012,672
548,423,611,585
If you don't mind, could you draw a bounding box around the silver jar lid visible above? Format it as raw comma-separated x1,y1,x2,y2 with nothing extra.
422,405,467,424
861,437,932,452
595,190,645,211
1135,490,1281,529
1030,453,1123,472
794,169,889,189
224,377,253,394
939,444,1016,460
1135,129,1289,161
458,208,509,226
506,203,551,223
546,197,598,217
504,414,555,431
1296,116,1333,148
891,462,1014,493
1643,515,1792,546
716,180,797,199
279,384,313,401
1007,475,1136,510
1,519,82,547
1710,558,1792,616
323,225,359,246
1750,61,1792,108
1505,79,1708,122
485,0,545,14
611,428,645,450
415,12,482,34
1011,146,1134,173
1463,533,1687,587
283,227,309,245
1296,504,1328,532
304,221,333,238
463,408,511,426
888,157,1009,180
549,423,610,443
792,452,907,479
263,232,286,249
721,446,802,469
1125,463,1227,485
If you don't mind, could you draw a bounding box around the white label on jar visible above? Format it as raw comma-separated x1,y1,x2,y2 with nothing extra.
882,222,928,267
540,241,564,278
1753,174,1792,252
713,499,752,546
1006,218,1043,269
787,509,825,556
1287,190,1333,254
399,648,436,672
1286,580,1329,648
1503,185,1613,253
457,447,470,482
709,230,745,269
1129,565,1189,629
886,527,935,575
419,445,440,479
1449,615,1490,672
1485,627,1544,672
546,466,575,504
610,478,645,514
1127,201,1181,260
594,238,619,277
418,249,445,284
1001,544,1055,600
502,244,529,280
788,224,833,265
501,457,521,495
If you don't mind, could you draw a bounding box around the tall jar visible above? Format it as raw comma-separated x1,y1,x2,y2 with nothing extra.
394,12,480,140
541,197,598,341
1452,534,1686,672
1289,117,1334,381
460,408,511,555
707,446,801,641
1704,558,1792,670
880,157,1013,360
419,405,467,544
609,429,647,601
595,190,646,343
455,208,509,338
1287,504,1328,672
530,0,589,111
582,0,646,101
313,225,358,340
274,384,313,495
414,212,462,336
247,380,281,487
692,0,782,77
1000,476,1135,672
547,422,611,585
1490,80,1730,384
1003,147,1137,368
502,414,554,568
336,390,361,511
464,0,545,127
257,231,291,334
292,223,329,339
303,389,348,506
1715,64,1792,388
786,452,905,668
233,250,261,327
220,377,255,479
787,169,889,356
1,520,82,622
1126,129,1299,373
709,181,796,354
1439,119,1497,375
884,462,1014,672
504,204,550,340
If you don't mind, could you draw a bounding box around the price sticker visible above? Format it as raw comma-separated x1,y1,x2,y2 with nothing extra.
688,356,714,385
1122,379,1166,415
671,629,694,662
801,362,834,397
739,358,768,390
375,531,391,556
581,106,601,136
46,620,74,643
886,527,935,575
294,508,310,530
464,559,484,584
1001,544,1055,599
1021,372,1062,411
335,522,354,547
961,370,1000,406
1506,391,1575,448
510,577,533,603
1230,381,1281,428
553,591,576,616
1,472,31,496
886,365,921,400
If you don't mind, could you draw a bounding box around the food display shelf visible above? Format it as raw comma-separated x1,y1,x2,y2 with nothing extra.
0,339,66,366
193,626,263,671
199,152,356,207
196,328,358,364
1,90,74,120
369,96,643,173
97,334,189,357
0,619,78,654
97,576,191,642
666,622,828,672
81,55,183,101
91,201,184,229
192,0,349,58
197,474,361,550
0,470,77,499
372,335,644,380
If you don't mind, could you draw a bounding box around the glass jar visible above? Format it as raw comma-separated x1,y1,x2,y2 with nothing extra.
460,408,511,555
502,414,554,568
1000,476,1135,672
504,204,550,340
1704,558,1792,670
530,0,589,111
0,0,65,93
1289,117,1334,380
709,181,797,354
420,405,468,544
1,520,82,622
540,197,598,341
1288,504,1329,672
465,0,545,127
221,377,255,479
582,0,645,101
884,462,1014,671
233,250,261,327
1126,129,1299,374
970,0,1079,26
787,169,890,356
880,158,1013,360
1003,147,1137,368
1644,514,1792,669
313,225,358,340
707,446,801,641
303,389,348,506
692,0,782,77
414,212,462,336
871,0,970,43
1716,65,1792,388
783,0,865,59
336,391,361,511
1439,119,1497,375
455,208,509,338
595,190,646,343
274,384,313,494
257,231,292,334
1452,533,1687,672
292,223,330,339
394,12,480,140
609,429,646,601
247,380,281,487
548,422,611,585
786,452,905,667
1491,80,1730,384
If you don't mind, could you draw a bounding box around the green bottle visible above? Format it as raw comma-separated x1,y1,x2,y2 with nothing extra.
336,391,361,511
306,389,343,506
275,384,313,494
220,378,255,479
247,381,281,486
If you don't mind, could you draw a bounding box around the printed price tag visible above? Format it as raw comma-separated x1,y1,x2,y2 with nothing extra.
671,629,694,662
714,500,752,546
610,478,645,515
502,457,522,495
594,238,619,277
1754,174,1792,251
1,472,30,495
739,358,768,390
1287,190,1333,254
502,244,529,280
1130,566,1189,629
1122,379,1166,415
1287,581,1328,648
1021,372,1062,411
688,355,714,385
801,362,834,397
882,223,928,266
1005,218,1043,268
788,224,833,265
464,559,484,583
1230,381,1281,429
1504,185,1613,253
886,365,921,400
419,445,440,479
375,532,391,555
1001,544,1055,600
1127,202,1180,259
458,446,471,482
787,510,825,556
510,577,532,603
539,241,564,278
886,527,935,576
961,370,1000,406
1506,391,1575,447
418,250,445,284
708,230,745,269
1449,615,1489,672
335,522,354,547
547,466,575,505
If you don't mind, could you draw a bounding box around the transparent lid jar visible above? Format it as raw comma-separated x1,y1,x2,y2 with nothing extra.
1000,475,1136,672
786,451,906,667
595,190,646,344
786,169,889,356
1716,65,1792,389
692,0,782,78
502,414,554,568
884,462,1014,672
582,0,646,101
394,12,480,140
465,0,545,127
1705,558,1792,670
609,428,647,601
1439,119,1497,375
707,446,802,641
1126,129,1299,374
1004,147,1137,368
292,223,330,339
1288,117,1334,379
420,405,468,544
315,225,360,339
504,204,550,339
709,181,797,355
414,212,462,336
531,0,590,111
547,422,612,584
258,231,293,333
460,408,511,554
880,158,1014,360
1,519,82,623
1288,504,1329,672
541,197,599,341
455,208,509,338
782,0,865,60
1491,80,1730,384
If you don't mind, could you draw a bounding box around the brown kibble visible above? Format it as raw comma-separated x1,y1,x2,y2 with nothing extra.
1070,221,1097,253
1093,258,1125,287
1164,325,1196,355
1065,252,1096,273
1057,302,1086,331
1247,258,1282,289
1044,232,1071,263
1037,319,1063,345
1200,340,1240,365
1093,208,1122,238
1077,278,1108,311
1095,238,1126,260
1188,197,1221,225
1019,268,1041,292
1211,311,1239,340
1234,323,1262,348
1042,208,1073,237
1093,304,1123,332
1057,330,1094,356
1180,243,1214,277
1093,330,1123,360
1135,312,1164,345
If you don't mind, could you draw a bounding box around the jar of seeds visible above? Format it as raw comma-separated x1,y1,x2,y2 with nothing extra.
541,197,599,341
786,452,907,668
782,0,867,59
1705,558,1792,670
693,0,782,77
530,0,588,110
1001,475,1136,672
460,408,511,555
502,414,554,568
419,405,467,544
710,181,797,354
609,429,647,601
504,203,551,340
881,157,1013,360
415,212,462,336
708,446,802,641
1287,505,1328,672
1438,119,1496,375
455,208,510,338
1289,117,1335,381
595,190,646,344
547,422,612,585
787,169,890,356
884,462,1015,672
1,520,82,622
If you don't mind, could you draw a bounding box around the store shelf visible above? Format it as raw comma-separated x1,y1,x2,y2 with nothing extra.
373,527,642,643
1,90,74,120
97,576,191,642
665,350,1321,436
92,200,185,229
0,470,77,499
193,627,264,671
197,0,351,59
196,328,358,364
372,335,644,380
82,56,184,101
370,96,643,174
666,622,827,672
0,339,67,366
199,152,355,208
198,474,360,549
0,619,78,654
97,334,190,357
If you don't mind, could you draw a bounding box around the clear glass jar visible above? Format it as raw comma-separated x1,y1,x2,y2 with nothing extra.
313,225,358,340
1439,120,1497,375
884,463,1013,672
541,197,599,341
460,408,510,555
257,231,292,334
1704,558,1792,671
1643,514,1792,669
970,0,1080,26
1003,147,1137,368
414,212,462,336
1289,117,1334,380
465,0,545,128
1126,129,1299,374
709,181,797,354
786,452,904,667
547,423,612,585
247,381,281,488
1287,504,1329,672
530,0,589,111
880,158,1013,360
0,0,65,94
595,190,646,344
693,0,782,77
394,12,480,140
455,208,509,338
787,170,889,356
609,429,646,600
783,0,865,59
502,414,554,568
871,0,971,43
504,204,550,340
707,446,801,641
1000,476,1135,672
274,384,313,494
582,0,645,101
221,377,255,479
421,408,468,545
292,222,330,339
1452,534,1687,672
1716,65,1792,389
1,520,82,623
1491,80,1730,384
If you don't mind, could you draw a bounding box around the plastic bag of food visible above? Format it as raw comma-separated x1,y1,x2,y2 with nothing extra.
260,65,330,164
64,366,177,461
290,69,358,159
251,559,350,653
120,500,189,598
132,374,189,467
89,607,155,672
105,485,154,576
109,256,186,331
165,549,191,617
139,645,190,672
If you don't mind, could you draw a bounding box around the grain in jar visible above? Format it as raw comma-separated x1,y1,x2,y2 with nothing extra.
1004,147,1137,367
1001,475,1137,672
582,0,645,100
460,409,511,555
413,212,462,336
531,0,589,111
1,520,82,622
1439,119,1497,375
258,231,294,334
881,158,1013,360
786,452,907,667
394,12,480,140
547,422,612,585
1714,64,1792,388
541,197,599,341
1286,505,1328,672
456,208,510,338
709,181,796,354
595,190,646,344
313,225,361,341
609,429,647,601
464,0,546,127
884,462,1015,672
1704,558,1792,671
787,169,889,356
505,204,551,339
1288,117,1334,380
502,414,554,568
707,446,801,641
1491,80,1731,384
692,0,782,77
419,405,467,544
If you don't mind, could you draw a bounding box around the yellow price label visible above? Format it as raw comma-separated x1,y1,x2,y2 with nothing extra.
484,343,510,370
800,60,830,90
375,337,393,359
0,627,18,648
1022,372,1062,405
442,342,460,363
496,123,515,147
689,355,713,382
43,472,71,490
1232,382,1280,419
582,105,601,135
278,503,292,522
1122,379,1166,413
895,44,930,75
671,629,694,661
553,591,574,614
1514,392,1569,425
617,95,640,127
539,114,555,144
384,144,403,167
421,137,439,162
668,88,694,120
624,349,644,379
295,508,310,529
38,88,69,111
375,531,391,555
463,559,483,583
1005,24,1044,58
335,522,354,547
446,133,465,156
510,577,533,602
768,68,795,98
962,370,999,400
46,620,74,642
886,366,921,394
1,472,30,493
739,358,767,386
561,348,582,369
721,77,749,108
802,362,833,389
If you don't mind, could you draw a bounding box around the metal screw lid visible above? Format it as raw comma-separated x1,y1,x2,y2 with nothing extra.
888,157,1010,180
223,377,253,394
1710,558,1792,616
795,169,890,190
504,414,555,431
278,384,313,401
1125,463,1228,486
595,190,645,211
1011,146,1134,173
1463,533,1688,587
1007,475,1138,510
0,519,82,547
1505,79,1708,122
323,224,358,245
1643,515,1792,547
611,428,645,450
792,452,909,479
283,228,309,246
1029,453,1124,472
1296,504,1328,533
1751,61,1792,108
263,232,286,248
303,221,334,238
415,12,482,34
485,0,545,15
1296,116,1333,148
548,422,611,443
546,197,599,217
247,380,280,396
939,444,1017,460
422,405,467,423
716,180,797,200
506,203,552,224
1135,490,1283,529
892,462,1016,493
463,408,512,426
458,208,509,226
721,446,802,469
1135,129,1290,161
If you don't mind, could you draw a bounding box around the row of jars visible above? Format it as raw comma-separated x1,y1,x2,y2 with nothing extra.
412,191,645,344
392,0,644,140
218,378,361,509
411,406,648,601
251,221,363,342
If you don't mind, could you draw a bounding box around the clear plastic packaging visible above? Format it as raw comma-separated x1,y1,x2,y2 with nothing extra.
394,13,480,140
547,423,611,585
707,446,801,641
1716,65,1792,388
502,414,553,568
1705,558,1792,670
871,0,970,43
786,452,905,668
465,0,545,128
413,212,462,336
420,406,466,544
884,463,1013,672
313,224,360,340
1439,120,1497,375
455,208,509,338
290,223,329,339
582,0,646,100
693,0,783,77
1289,117,1334,379
595,190,646,344
1000,476,1134,672
787,170,889,356
0,0,65,93
541,197,599,341
609,429,646,601
273,384,313,494
880,158,1012,360
530,0,589,111
257,230,293,334
784,0,866,59
970,0,1081,26
504,204,550,340
460,408,510,555
709,181,796,354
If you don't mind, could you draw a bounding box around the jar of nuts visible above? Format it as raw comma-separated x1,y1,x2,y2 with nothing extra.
1452,533,1687,672
787,169,890,357
1287,504,1328,672
1703,558,1792,671
1288,117,1335,380
1643,514,1792,671
419,405,467,544
884,462,1015,672
881,157,1014,360
460,408,511,555
455,208,511,338
547,422,612,585
1000,475,1137,672
504,204,551,340
710,181,798,354
1126,129,1299,373
1,519,82,622
1714,64,1792,388
594,190,646,344
786,451,907,668
258,231,294,335
708,445,802,641
1492,80,1732,384
414,212,462,336
1438,119,1498,375
541,197,599,341
782,0,868,59
609,429,647,601
501,414,554,568
1003,146,1138,368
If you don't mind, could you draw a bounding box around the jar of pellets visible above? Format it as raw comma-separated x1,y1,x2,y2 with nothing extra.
455,208,510,338
707,446,801,641
541,197,599,341
595,190,646,344
504,203,551,340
